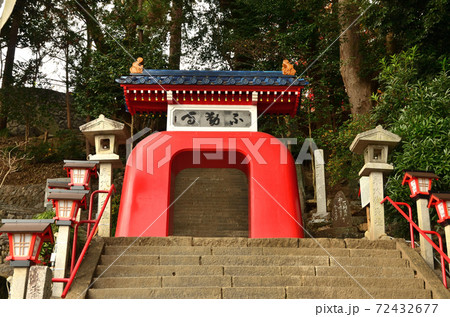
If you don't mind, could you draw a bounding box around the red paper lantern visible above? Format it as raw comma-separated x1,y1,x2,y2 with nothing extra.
48,191,86,223
0,221,54,265
402,171,439,198
63,160,98,189
428,193,450,224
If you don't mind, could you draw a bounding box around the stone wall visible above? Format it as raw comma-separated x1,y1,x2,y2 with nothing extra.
7,89,84,137
0,184,46,269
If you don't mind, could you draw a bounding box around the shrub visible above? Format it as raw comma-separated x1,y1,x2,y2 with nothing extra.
373,49,450,236
321,114,375,187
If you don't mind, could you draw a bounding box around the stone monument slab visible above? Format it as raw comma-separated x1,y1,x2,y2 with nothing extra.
331,191,351,228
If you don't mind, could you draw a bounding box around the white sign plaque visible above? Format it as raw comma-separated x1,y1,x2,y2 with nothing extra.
173,109,251,128
360,176,370,208
167,104,257,131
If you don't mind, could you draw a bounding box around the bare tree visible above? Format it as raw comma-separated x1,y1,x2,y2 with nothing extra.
0,142,32,188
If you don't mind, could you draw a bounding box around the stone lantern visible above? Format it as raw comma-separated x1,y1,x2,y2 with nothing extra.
79,114,129,237
350,125,401,240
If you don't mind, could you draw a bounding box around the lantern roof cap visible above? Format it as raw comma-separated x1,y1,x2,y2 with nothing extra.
63,160,98,169
47,191,86,201
47,179,71,189
350,125,401,154
0,221,51,233
116,69,308,87
79,114,129,146
2,219,55,224
404,171,439,179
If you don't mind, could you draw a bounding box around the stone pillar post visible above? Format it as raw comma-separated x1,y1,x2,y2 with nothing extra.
367,172,385,240
98,163,113,237
52,225,71,297
350,125,401,240
445,225,450,272
10,267,29,299
26,266,52,299
416,198,434,267
314,149,327,219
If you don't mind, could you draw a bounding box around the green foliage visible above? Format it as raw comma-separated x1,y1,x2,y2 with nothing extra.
33,209,56,266
26,129,85,163
73,40,166,119
53,129,85,161
373,49,450,236
320,114,375,187
372,47,420,127
26,142,53,163
361,0,450,77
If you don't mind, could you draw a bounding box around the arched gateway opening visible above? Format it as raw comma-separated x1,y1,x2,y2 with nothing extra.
172,168,248,237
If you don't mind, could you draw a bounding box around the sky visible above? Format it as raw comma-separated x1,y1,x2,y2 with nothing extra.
2,0,219,93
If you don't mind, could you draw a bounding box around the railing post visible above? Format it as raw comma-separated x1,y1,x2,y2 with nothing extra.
52,225,71,297
445,225,450,273
416,198,434,268
9,267,29,299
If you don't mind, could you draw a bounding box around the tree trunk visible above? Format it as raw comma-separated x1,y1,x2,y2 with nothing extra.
85,115,91,157
169,0,183,69
74,0,108,54
386,32,396,56
65,43,71,129
338,0,372,116
138,0,144,43
0,0,25,130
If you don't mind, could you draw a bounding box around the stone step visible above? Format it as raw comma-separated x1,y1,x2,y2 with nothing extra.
88,285,432,299
225,266,314,276
98,254,331,266
173,232,249,238
87,287,222,299
300,276,424,289
173,201,248,206
94,265,224,277
285,286,432,299
173,219,248,224
162,275,232,288
222,287,286,299
91,277,162,289
343,239,397,250
329,256,407,267
91,276,233,289
103,236,194,246
102,237,398,249
315,266,415,278
212,247,401,258
173,168,248,236
103,246,213,255
228,275,423,289
200,255,330,266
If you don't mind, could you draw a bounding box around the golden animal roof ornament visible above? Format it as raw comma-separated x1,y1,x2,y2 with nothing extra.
282,59,296,76
130,57,144,74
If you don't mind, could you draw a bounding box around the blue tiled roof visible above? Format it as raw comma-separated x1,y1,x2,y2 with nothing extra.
116,69,308,86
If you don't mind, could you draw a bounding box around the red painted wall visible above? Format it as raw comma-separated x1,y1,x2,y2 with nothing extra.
116,131,304,238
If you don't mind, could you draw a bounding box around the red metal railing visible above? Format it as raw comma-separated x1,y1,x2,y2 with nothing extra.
52,184,116,298
381,196,449,288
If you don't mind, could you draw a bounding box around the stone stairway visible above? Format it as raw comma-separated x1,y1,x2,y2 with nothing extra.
172,168,248,237
77,237,445,299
